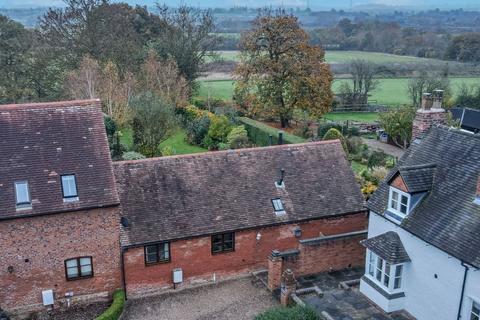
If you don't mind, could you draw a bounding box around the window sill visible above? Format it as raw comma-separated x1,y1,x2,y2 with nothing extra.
16,205,32,211
211,249,235,255
66,275,93,282
63,197,79,203
145,260,171,267
362,276,405,300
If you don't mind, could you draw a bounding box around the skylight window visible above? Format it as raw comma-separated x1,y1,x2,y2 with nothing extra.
272,198,286,215
61,174,78,201
15,181,31,208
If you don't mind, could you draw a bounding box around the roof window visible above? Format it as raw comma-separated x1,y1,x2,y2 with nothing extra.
15,181,31,209
272,198,286,215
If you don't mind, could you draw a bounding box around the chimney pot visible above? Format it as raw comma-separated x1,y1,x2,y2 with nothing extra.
421,93,433,110
432,89,444,109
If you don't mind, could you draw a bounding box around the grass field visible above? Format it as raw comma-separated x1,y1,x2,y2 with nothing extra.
210,50,445,65
159,129,207,154
198,77,480,106
324,112,379,123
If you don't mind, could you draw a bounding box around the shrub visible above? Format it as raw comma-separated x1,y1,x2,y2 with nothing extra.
186,115,211,145
160,145,176,156
318,122,344,138
323,128,348,153
104,115,117,138
203,115,233,150
239,117,306,146
122,151,146,161
96,289,125,320
347,136,363,154
371,166,388,184
255,305,320,320
367,150,388,169
227,125,250,149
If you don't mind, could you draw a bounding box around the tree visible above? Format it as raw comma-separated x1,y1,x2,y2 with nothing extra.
235,9,333,128
130,92,178,157
322,128,348,153
153,5,219,87
407,72,451,108
65,55,101,100
339,59,380,106
445,33,480,63
378,106,416,149
455,83,480,110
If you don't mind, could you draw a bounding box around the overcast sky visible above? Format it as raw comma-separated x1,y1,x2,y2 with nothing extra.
2,0,479,9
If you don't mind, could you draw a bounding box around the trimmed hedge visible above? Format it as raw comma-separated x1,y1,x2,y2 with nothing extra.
255,305,320,320
96,289,125,320
239,117,306,146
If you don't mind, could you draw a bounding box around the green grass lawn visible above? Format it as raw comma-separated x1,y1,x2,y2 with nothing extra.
119,127,207,155
159,129,207,155
351,160,367,175
324,112,379,123
198,77,480,106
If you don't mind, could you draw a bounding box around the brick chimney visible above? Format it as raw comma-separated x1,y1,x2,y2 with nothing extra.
411,90,448,141
475,175,480,205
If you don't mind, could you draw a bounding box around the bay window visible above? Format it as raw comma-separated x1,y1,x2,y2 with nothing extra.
367,250,404,292
471,301,479,320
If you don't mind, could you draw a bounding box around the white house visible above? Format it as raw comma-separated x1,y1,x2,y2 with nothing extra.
359,125,480,320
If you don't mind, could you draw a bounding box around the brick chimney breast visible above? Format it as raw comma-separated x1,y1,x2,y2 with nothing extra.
412,91,448,141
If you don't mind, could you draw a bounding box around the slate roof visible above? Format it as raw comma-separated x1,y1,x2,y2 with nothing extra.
114,141,366,247
368,126,480,268
451,108,480,133
0,100,119,219
388,163,436,193
361,231,411,264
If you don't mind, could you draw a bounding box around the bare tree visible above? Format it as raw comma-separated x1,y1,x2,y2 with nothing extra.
339,59,380,106
65,55,101,99
407,72,451,107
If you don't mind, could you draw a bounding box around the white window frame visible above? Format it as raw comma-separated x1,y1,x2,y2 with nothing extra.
61,174,79,202
471,300,480,320
271,198,286,215
366,250,404,293
14,181,31,208
388,187,410,218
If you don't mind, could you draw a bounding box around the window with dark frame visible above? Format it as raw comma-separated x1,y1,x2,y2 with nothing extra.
211,232,235,254
65,257,93,280
61,174,78,199
144,242,170,264
15,181,31,207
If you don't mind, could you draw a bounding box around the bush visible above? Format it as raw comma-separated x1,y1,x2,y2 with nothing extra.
203,115,233,150
347,136,363,154
227,125,250,149
96,289,125,320
122,151,146,161
317,121,359,138
104,115,117,138
367,150,388,169
239,117,306,146
160,145,176,156
322,128,348,153
255,305,320,320
186,115,211,145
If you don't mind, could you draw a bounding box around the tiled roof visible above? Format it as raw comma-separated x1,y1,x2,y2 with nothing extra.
388,163,436,193
0,100,119,219
114,141,366,247
368,126,480,268
361,231,411,264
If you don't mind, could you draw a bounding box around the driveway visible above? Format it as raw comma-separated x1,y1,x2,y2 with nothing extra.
122,276,278,320
362,138,405,159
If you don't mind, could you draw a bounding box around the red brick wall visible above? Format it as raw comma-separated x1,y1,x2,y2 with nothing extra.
0,207,121,314
391,174,408,193
123,212,367,296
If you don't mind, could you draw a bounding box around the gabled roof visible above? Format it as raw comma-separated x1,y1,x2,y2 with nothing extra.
0,100,119,219
368,126,480,268
388,163,436,193
361,231,411,264
114,141,366,247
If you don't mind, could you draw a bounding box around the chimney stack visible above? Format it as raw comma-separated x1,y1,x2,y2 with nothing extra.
474,175,480,205
411,90,448,141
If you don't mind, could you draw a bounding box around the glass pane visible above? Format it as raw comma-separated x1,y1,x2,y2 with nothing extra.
376,258,383,281
394,277,402,289
15,182,30,204
67,267,78,278
392,191,398,200
223,233,233,242
400,204,407,214
66,259,78,268
272,199,283,211
80,264,92,276
384,274,390,287
212,234,222,244
212,242,223,253
146,245,157,255
472,302,480,316
146,253,157,263
223,241,233,251
62,175,78,197
401,195,408,205
395,265,403,277
368,252,375,276
79,257,91,266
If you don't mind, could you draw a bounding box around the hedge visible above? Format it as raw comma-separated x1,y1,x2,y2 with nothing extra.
96,289,125,320
255,305,320,320
239,117,306,146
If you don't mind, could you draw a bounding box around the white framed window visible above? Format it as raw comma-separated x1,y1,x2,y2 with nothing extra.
472,301,480,320
367,250,404,292
15,181,31,208
271,198,286,215
65,256,93,280
388,187,410,217
61,174,78,200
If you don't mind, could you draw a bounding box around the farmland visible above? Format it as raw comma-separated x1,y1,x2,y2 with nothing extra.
197,77,480,106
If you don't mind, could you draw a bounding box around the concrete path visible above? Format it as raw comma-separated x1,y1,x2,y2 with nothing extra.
122,277,278,320
362,138,405,159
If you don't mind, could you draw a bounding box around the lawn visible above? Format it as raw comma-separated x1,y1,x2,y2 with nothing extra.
198,77,480,106
323,112,379,123
351,160,367,175
211,50,444,65
119,127,207,155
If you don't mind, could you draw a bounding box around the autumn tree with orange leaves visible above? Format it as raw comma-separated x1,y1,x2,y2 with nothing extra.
235,9,333,128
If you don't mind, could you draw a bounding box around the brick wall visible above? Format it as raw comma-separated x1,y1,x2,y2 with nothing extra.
123,212,367,297
0,207,121,314
412,109,447,141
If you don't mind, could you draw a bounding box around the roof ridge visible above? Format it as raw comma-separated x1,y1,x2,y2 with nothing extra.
114,139,342,166
0,99,102,111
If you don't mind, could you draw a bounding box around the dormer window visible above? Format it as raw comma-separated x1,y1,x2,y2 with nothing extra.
272,198,285,215
388,187,410,217
61,174,78,201
15,181,31,209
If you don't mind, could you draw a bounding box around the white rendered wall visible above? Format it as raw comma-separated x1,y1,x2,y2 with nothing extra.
362,212,480,320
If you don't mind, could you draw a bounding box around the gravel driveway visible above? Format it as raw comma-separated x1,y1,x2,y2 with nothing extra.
122,276,278,320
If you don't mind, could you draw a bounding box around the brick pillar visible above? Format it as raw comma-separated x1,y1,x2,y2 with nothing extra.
267,250,283,291
280,269,296,306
